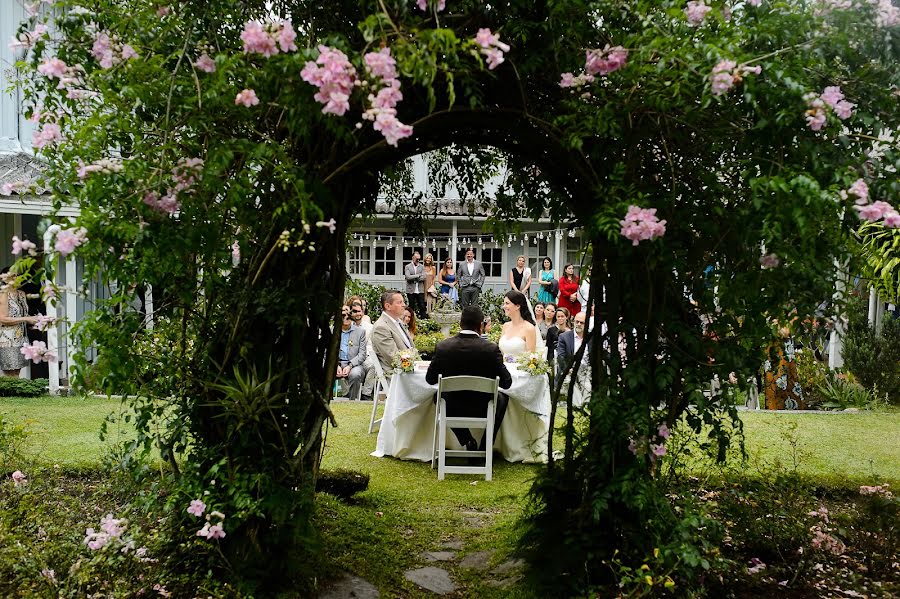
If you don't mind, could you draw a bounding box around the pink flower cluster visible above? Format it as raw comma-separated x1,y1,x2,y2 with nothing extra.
474,28,510,70
416,0,446,10
76,158,124,179
144,158,204,216
235,89,259,107
187,499,206,517
11,470,27,486
20,340,56,363
1,181,25,195
685,0,713,25
187,498,226,540
54,227,87,256
8,23,47,52
710,60,762,96
559,45,628,89
620,205,667,245
627,423,671,462
804,86,854,131
759,253,780,269
240,19,297,57
360,48,413,147
11,236,38,256
874,0,900,26
91,32,138,69
848,178,900,226
84,514,127,550
807,505,846,555
859,483,892,497
316,218,337,233
32,122,62,149
37,57,81,89
33,314,55,332
301,45,357,116
193,53,216,73
231,240,240,261
747,557,766,574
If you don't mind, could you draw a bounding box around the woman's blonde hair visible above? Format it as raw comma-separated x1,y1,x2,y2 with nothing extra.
516,254,526,263
423,253,434,265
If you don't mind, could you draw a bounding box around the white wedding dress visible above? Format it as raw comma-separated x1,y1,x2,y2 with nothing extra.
499,335,528,357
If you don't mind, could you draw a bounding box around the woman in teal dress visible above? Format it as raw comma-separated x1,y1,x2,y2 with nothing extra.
537,256,556,305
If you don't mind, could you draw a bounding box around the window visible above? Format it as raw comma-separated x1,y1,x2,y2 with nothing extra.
565,234,591,275
348,246,371,275
481,248,503,277
401,246,426,264
525,239,550,274
374,245,396,276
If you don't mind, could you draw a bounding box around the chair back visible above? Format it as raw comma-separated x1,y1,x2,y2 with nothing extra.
372,356,390,390
437,375,499,399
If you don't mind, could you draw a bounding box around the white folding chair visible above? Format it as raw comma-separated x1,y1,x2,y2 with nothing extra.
367,359,391,434
430,375,498,481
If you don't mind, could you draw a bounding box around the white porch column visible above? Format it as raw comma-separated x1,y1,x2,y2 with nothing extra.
43,225,60,395
867,287,877,327
451,221,458,263
553,230,561,274
145,284,154,330
64,257,77,384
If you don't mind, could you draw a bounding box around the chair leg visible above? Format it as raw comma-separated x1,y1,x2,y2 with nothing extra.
431,400,439,470
367,381,381,434
485,400,495,481
437,400,447,480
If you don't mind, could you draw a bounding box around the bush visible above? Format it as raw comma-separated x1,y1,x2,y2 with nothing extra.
477,288,506,328
815,374,879,410
345,279,386,321
843,294,900,403
316,469,370,500
0,377,48,397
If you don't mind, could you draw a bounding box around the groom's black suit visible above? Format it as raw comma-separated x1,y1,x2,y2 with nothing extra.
425,331,513,449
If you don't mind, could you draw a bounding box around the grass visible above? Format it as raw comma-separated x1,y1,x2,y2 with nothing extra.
2,396,899,596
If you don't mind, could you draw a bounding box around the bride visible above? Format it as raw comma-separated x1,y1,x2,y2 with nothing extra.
499,290,539,358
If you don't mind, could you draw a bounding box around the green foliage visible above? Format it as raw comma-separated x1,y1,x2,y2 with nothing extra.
477,288,505,327
0,415,29,473
413,331,444,357
858,222,900,302
415,318,441,334
843,294,900,403
0,378,48,398
817,375,880,410
315,469,370,500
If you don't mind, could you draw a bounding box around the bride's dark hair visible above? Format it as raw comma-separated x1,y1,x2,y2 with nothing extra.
505,290,535,325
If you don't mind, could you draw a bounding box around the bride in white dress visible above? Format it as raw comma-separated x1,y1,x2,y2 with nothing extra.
498,290,540,358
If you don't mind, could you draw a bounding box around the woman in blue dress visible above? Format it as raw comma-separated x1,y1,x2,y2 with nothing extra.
437,257,458,305
537,256,556,305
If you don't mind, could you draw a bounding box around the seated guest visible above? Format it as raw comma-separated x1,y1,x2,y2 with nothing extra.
534,302,546,339
336,305,367,399
556,311,590,378
426,306,513,451
403,306,418,339
372,289,413,374
349,299,375,401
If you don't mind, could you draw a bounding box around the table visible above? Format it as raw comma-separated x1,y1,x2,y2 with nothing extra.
372,364,551,463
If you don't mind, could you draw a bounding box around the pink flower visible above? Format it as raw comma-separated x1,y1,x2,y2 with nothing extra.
585,46,628,76
882,210,900,227
848,179,869,204
231,240,240,261
747,557,766,574
855,200,895,222
241,21,277,56
301,45,357,116
235,89,260,107
473,28,510,71
187,499,206,517
37,57,68,79
100,514,126,537
21,340,54,363
820,85,844,108
316,218,337,233
620,205,667,245
143,191,180,215
11,236,37,256
364,48,398,81
417,0,427,8
33,314,55,332
196,522,211,537
32,122,62,149
747,0,762,6
193,53,216,73
11,470,27,486
278,20,297,53
157,6,171,16
372,112,413,146
657,423,670,439
1,182,24,195
759,253,780,269
628,438,638,455
153,584,172,598
42,284,56,300
710,60,737,96
54,227,87,256
206,524,226,539
651,443,666,457
685,0,713,25
833,100,854,120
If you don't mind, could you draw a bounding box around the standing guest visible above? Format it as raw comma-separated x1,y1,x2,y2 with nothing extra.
372,290,413,374
557,263,581,315
508,255,533,296
403,306,418,338
578,266,592,314
404,251,427,320
556,311,590,378
544,303,561,363
349,300,375,401
458,248,485,308
537,257,557,305
423,253,438,314
438,257,459,306
335,305,367,399
534,303,546,339
0,269,40,378
426,305,513,452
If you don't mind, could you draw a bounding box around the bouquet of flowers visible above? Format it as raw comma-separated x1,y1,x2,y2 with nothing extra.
517,351,550,376
391,348,420,373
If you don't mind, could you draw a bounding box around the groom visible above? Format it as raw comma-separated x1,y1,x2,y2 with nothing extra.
426,305,512,451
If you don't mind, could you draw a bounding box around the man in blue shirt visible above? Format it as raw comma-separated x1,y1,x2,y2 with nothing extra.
336,305,367,399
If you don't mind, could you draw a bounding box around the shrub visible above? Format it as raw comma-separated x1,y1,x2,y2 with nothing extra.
345,279,386,321
842,294,900,403
815,375,879,410
316,469,370,500
0,377,48,397
0,416,29,474
477,288,506,327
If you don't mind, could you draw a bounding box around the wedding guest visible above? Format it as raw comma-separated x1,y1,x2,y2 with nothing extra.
556,311,590,378
405,251,427,320
578,266,591,314
403,306,418,338
508,255,532,296
423,253,438,314
557,263,580,315
537,257,556,304
545,304,563,363
372,290,413,373
0,268,40,378
556,307,571,334
458,248,485,308
438,257,459,306
349,300,375,402
335,305,367,399
534,303,546,338
347,295,372,327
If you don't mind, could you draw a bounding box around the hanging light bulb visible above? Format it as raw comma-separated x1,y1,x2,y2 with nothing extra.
568,229,576,237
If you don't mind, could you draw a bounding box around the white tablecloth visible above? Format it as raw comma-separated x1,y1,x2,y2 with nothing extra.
372,365,551,463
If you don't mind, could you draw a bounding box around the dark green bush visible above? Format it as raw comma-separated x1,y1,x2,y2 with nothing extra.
0,377,48,397
843,294,900,403
315,469,370,500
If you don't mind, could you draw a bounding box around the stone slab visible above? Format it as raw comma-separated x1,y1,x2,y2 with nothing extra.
440,539,464,551
490,558,525,576
319,572,380,599
422,551,456,562
404,567,456,595
458,550,494,571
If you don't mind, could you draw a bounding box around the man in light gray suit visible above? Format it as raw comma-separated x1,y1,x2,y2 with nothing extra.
404,251,427,319
336,304,368,399
458,248,485,308
372,289,413,374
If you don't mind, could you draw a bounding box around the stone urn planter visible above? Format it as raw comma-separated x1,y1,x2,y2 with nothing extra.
429,297,461,338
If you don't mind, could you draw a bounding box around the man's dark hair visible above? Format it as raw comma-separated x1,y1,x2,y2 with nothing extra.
381,289,401,310
460,305,484,331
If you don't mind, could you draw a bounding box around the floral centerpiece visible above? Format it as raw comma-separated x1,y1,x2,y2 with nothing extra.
391,348,420,373
516,351,551,376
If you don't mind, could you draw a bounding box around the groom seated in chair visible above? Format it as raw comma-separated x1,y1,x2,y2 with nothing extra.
425,306,513,452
